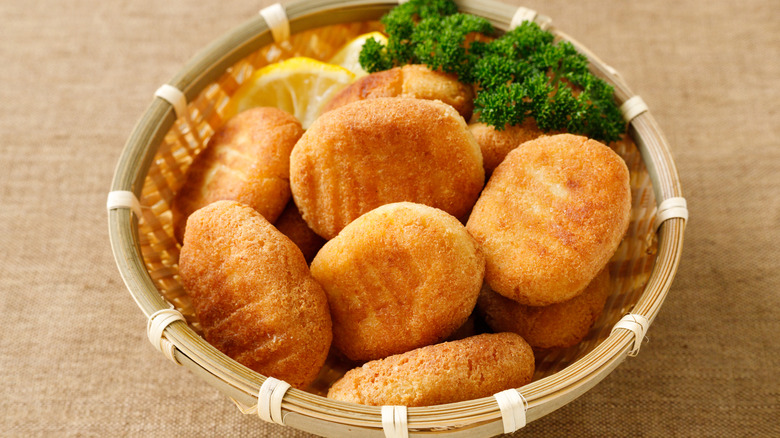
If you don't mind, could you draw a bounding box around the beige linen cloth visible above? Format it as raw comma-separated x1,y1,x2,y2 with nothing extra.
0,0,777,436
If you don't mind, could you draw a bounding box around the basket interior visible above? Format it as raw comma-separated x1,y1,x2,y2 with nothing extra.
135,21,659,398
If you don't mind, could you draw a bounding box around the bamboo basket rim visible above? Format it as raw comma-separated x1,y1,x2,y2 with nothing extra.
108,1,686,436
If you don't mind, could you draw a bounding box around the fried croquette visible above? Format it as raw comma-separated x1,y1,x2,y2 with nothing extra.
326,333,534,407
290,97,485,240
323,64,475,120
468,118,546,174
273,201,326,264
310,202,485,362
171,107,303,243
477,268,612,349
466,134,631,306
178,200,332,389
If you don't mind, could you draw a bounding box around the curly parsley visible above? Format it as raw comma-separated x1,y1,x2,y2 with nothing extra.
358,0,625,143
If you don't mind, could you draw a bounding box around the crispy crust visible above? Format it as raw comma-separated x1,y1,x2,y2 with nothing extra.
477,268,611,349
310,202,485,361
291,97,484,240
466,134,631,306
273,201,326,264
326,333,534,406
323,67,402,113
178,200,332,389
171,107,303,243
323,64,474,120
468,118,546,174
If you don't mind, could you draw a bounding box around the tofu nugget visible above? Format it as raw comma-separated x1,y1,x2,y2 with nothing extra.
291,97,484,240
468,118,547,174
273,201,326,264
323,64,474,120
466,134,631,306
310,202,485,362
178,200,332,389
171,107,303,243
477,268,611,350
327,333,534,407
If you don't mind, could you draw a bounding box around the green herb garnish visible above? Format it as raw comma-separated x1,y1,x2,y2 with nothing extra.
358,0,625,143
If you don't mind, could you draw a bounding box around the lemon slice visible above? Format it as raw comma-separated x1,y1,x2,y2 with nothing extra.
224,57,355,128
328,31,389,78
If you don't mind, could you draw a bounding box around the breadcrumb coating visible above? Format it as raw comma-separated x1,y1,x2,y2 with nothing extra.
179,201,332,389
466,134,630,306
327,333,534,407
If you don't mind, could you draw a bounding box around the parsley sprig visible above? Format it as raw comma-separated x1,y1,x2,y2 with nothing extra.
358,0,625,143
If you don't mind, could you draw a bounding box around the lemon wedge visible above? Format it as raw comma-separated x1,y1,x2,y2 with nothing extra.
328,31,389,77
224,57,355,128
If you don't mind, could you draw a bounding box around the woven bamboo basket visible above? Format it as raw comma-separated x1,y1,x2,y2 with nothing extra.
108,1,686,436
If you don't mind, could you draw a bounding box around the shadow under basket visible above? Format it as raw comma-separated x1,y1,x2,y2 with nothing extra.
107,1,686,436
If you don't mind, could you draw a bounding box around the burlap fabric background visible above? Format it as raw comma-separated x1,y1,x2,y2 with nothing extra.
1,0,777,436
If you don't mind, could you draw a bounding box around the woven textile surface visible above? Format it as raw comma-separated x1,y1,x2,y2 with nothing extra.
0,0,777,436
